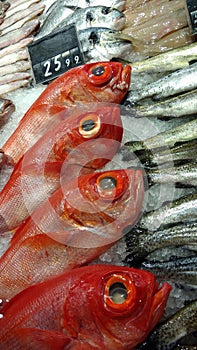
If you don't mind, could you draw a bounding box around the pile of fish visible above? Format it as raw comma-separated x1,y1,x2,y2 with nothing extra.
0,0,197,349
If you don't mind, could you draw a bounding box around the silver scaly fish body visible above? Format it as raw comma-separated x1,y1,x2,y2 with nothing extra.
147,162,197,187
174,346,197,350
127,63,197,103
131,42,197,74
124,140,197,168
141,256,197,287
139,193,197,231
78,27,131,62
124,119,197,153
135,90,197,118
124,222,197,265
37,5,74,38
55,0,126,11
55,6,126,32
147,300,197,350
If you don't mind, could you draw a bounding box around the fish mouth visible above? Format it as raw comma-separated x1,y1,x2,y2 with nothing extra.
148,281,172,332
111,64,131,92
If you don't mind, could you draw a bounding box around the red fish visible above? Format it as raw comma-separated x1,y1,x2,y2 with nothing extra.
2,61,131,164
0,168,144,301
0,103,123,233
0,264,172,349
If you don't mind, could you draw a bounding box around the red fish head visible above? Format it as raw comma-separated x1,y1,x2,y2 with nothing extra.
62,61,131,105
45,168,144,247
62,265,172,349
52,102,123,170
83,61,131,103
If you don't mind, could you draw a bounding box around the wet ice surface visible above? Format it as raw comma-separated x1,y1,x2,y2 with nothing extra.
0,75,196,323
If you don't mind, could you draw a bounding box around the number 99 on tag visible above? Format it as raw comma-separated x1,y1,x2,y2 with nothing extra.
41,48,83,80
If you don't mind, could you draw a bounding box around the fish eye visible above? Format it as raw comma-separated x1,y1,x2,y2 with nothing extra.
101,7,111,15
109,282,128,304
79,113,101,138
88,63,112,86
95,171,127,201
99,176,117,191
92,66,105,76
103,273,136,314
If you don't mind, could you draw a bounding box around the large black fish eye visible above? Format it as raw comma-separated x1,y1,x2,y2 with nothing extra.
99,176,117,191
102,7,111,15
81,119,95,131
109,282,128,304
91,65,105,76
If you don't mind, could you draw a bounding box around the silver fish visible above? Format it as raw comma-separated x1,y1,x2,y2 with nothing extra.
146,300,197,350
140,192,197,231
130,42,197,74
55,6,126,32
124,140,197,168
78,27,131,62
60,0,126,11
123,119,197,153
0,97,15,128
37,4,74,38
147,162,197,187
174,346,197,350
134,90,197,118
127,63,197,103
124,222,197,265
141,256,197,287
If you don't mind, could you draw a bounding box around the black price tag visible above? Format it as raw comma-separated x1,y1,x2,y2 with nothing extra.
185,0,197,34
28,25,85,84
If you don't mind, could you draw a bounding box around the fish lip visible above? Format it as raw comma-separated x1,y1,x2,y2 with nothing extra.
112,64,131,91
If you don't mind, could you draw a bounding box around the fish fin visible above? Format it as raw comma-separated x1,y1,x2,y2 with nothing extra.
10,327,73,349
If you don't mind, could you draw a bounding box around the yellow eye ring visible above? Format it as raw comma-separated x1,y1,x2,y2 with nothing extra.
79,113,101,138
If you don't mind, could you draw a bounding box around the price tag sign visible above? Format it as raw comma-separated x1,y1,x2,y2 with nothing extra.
28,25,85,84
185,0,197,34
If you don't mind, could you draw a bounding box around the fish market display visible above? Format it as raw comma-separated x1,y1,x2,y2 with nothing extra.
0,96,15,128
0,1,196,349
2,61,131,164
144,300,197,350
0,104,123,233
0,264,172,350
0,168,144,300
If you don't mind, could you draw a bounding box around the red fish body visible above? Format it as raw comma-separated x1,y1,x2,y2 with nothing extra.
0,264,172,350
0,168,144,301
0,104,123,233
2,62,131,164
